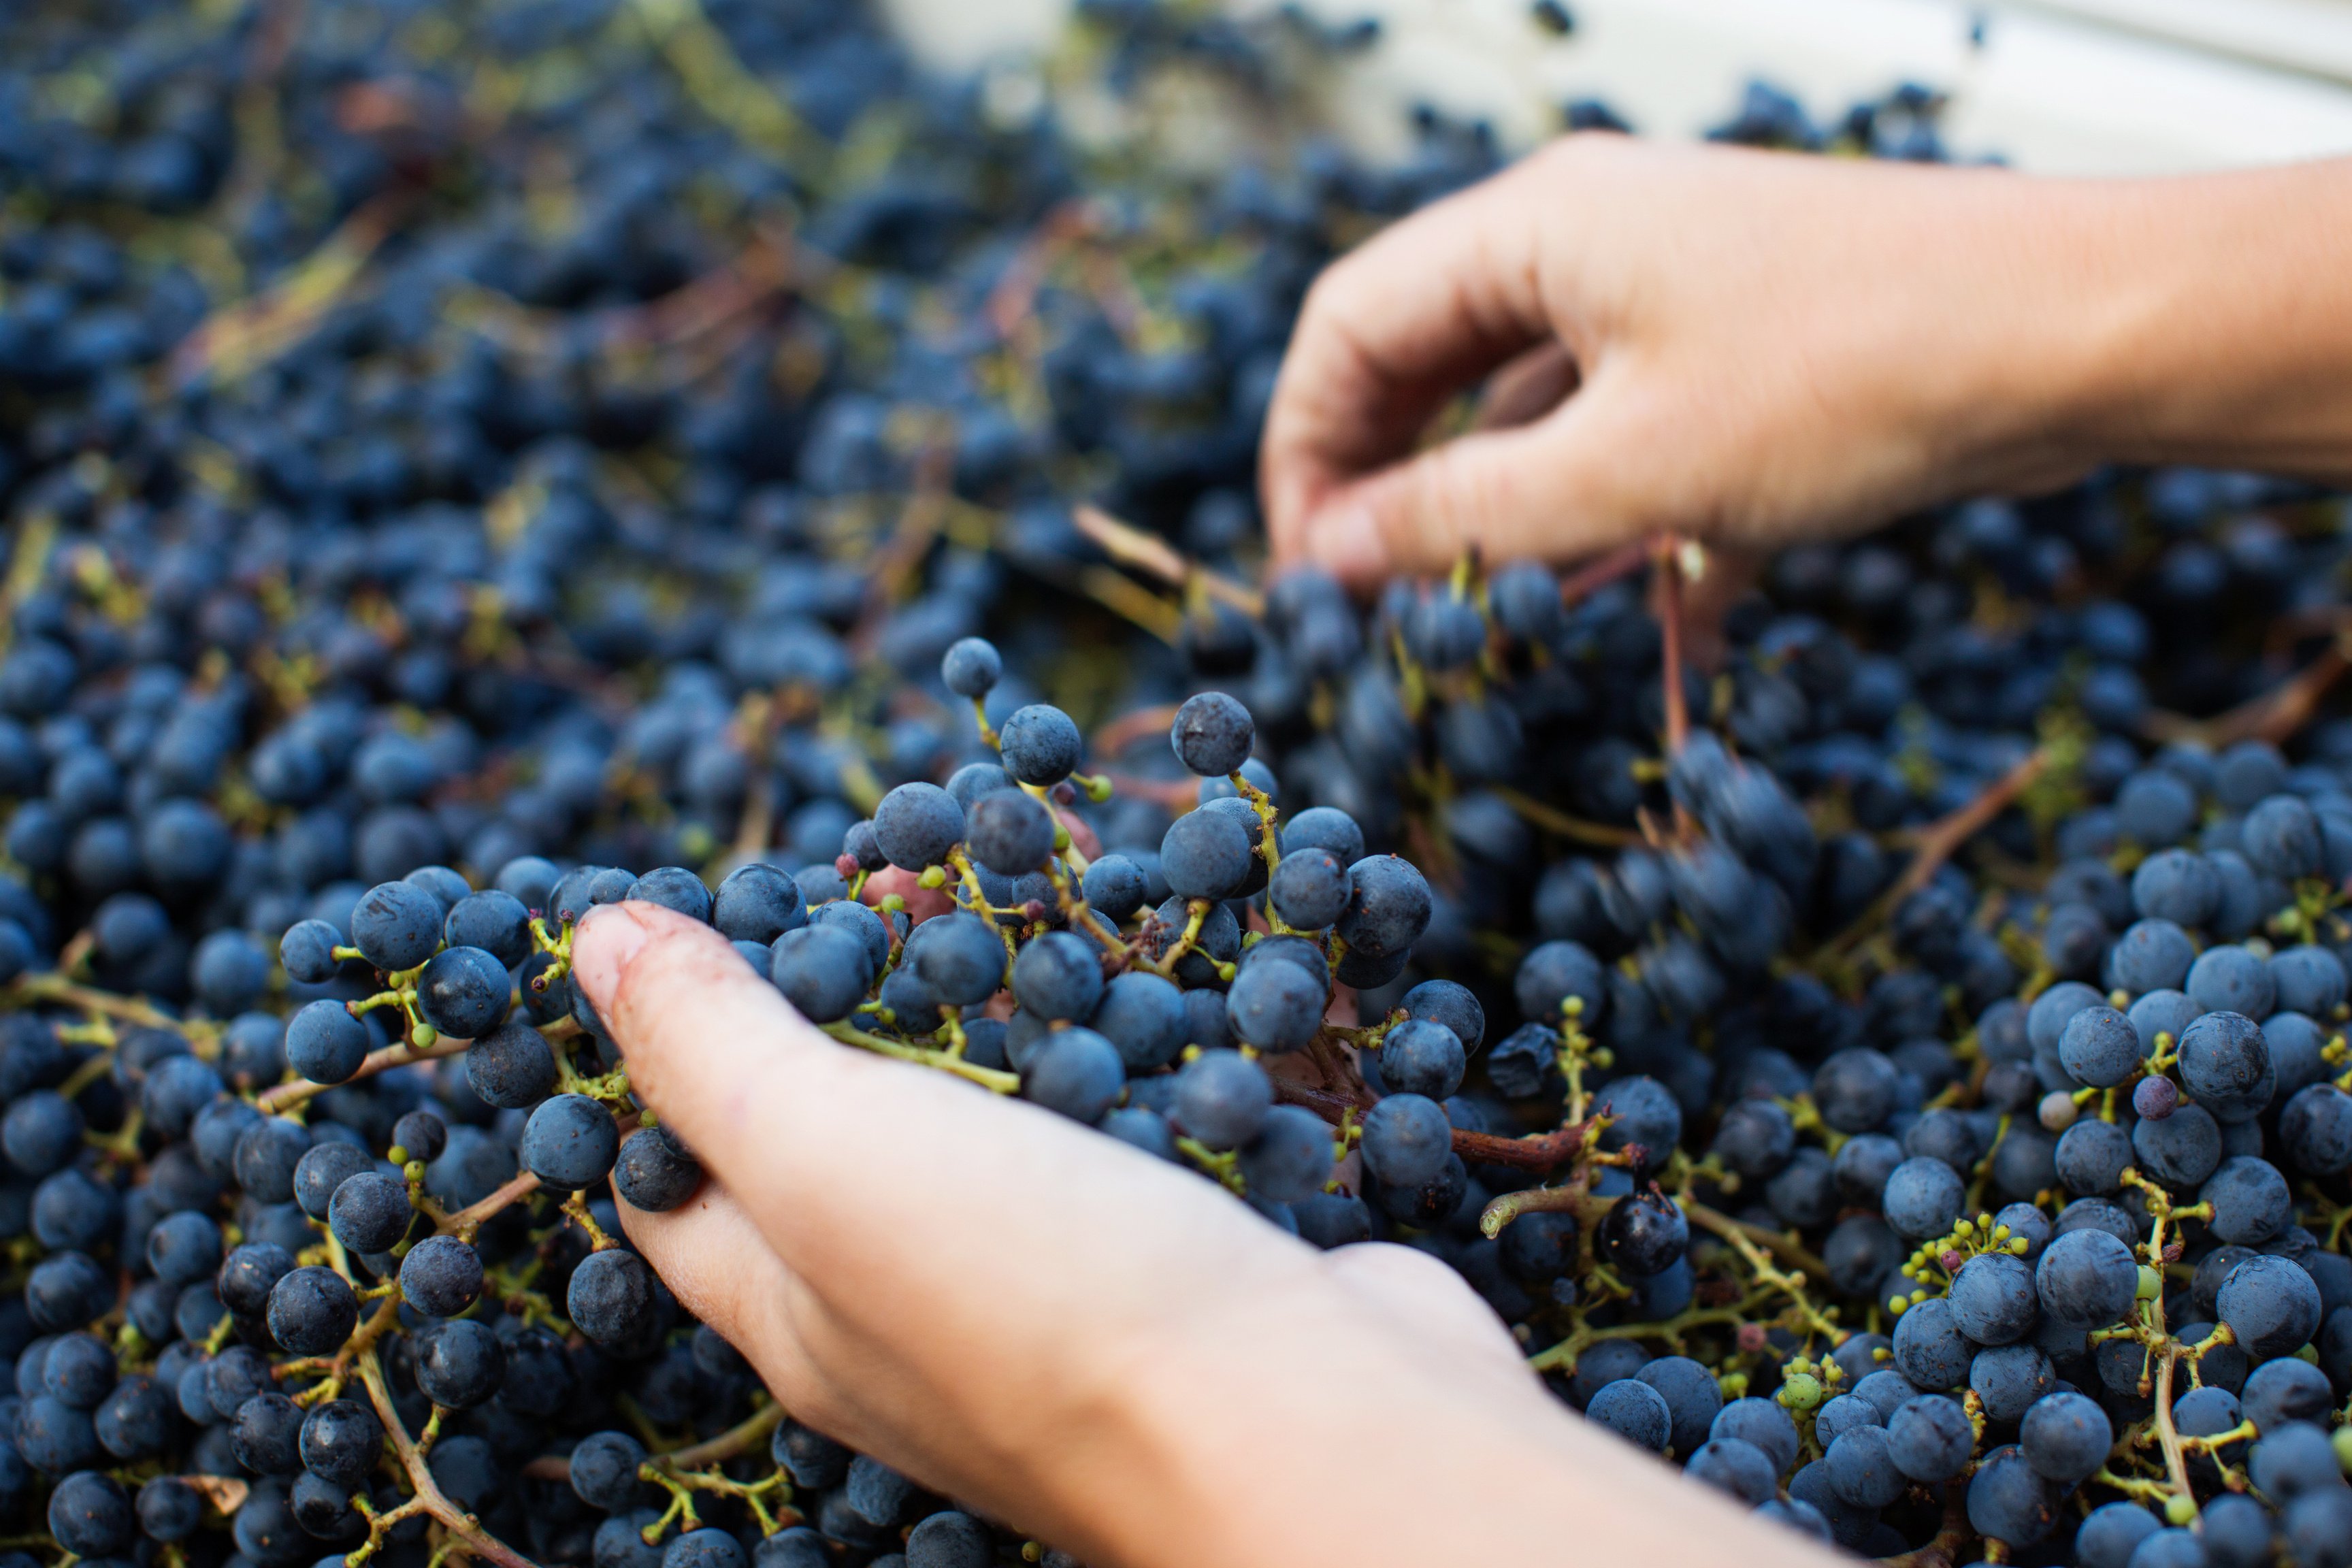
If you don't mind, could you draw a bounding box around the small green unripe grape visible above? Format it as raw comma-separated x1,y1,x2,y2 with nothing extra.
2136,1265,2162,1301
412,1023,438,1048
1889,1294,1911,1316
2332,1425,2352,1474
918,865,947,888
2164,1494,2197,1525
1778,1372,1825,1411
2008,1237,2029,1254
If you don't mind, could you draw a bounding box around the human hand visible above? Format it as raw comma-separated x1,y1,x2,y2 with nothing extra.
1262,134,2344,587
571,900,1831,1568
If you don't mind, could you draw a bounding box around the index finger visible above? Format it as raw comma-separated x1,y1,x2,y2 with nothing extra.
1260,155,1560,563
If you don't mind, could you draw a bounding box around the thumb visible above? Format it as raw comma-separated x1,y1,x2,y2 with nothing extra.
1299,365,1669,588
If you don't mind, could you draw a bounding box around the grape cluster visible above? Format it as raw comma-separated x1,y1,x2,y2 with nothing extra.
1,0,2351,1564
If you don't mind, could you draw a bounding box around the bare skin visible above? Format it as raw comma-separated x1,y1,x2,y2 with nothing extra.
1261,135,2352,587
576,901,1836,1568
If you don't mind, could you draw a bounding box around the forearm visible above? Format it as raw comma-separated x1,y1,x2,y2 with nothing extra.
1057,1271,1834,1568
2034,159,2352,481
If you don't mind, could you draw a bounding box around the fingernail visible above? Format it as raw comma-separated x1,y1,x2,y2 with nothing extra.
1307,503,1386,586
571,902,654,1012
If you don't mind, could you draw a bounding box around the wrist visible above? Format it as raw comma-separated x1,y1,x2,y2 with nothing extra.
2019,161,2352,481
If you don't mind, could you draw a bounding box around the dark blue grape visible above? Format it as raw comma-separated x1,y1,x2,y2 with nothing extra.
1267,845,1348,930
2286,1492,2352,1568
1633,1355,1720,1457
771,926,875,1024
1337,854,1431,960
2243,794,2322,879
266,1267,358,1356
1174,1049,1273,1150
1169,692,1254,777
1599,1189,1688,1279
232,1117,311,1205
1080,855,1148,922
1009,930,1102,1022
444,890,534,968
1710,1397,1798,1476
713,864,807,945
2178,1009,2275,1122
2200,1155,2291,1245
137,1477,202,1542
191,929,270,1013
232,1390,306,1473
2057,1117,2134,1196
2134,1102,2223,1188
522,1094,620,1191
1686,1435,1778,1503
1087,971,1186,1073
328,1171,412,1254
1891,1296,1972,1390
997,704,1081,785
965,789,1054,875
2282,1084,2352,1174
1881,1394,1971,1482
2021,1389,2112,1483
2036,1228,2140,1326
414,1318,505,1408
2218,1254,2323,1358
47,1470,130,1556
941,637,1001,698
2188,947,2275,1021
465,1020,559,1109
872,783,966,870
2132,848,2219,927
1881,1156,1963,1241
1970,1342,2054,1423
1226,958,1324,1054
1159,808,1253,902
1020,1028,1123,1124
348,880,444,972
1948,1252,2038,1345
2271,943,2346,1016
1967,1443,2061,1546
300,1399,382,1490
399,1234,484,1318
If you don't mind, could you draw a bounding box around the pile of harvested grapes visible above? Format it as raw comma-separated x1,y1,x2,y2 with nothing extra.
0,0,2347,1565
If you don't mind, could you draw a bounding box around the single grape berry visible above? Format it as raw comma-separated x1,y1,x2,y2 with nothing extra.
399,1235,485,1318
615,1125,703,1212
522,1094,622,1191
940,637,1001,698
569,1248,658,1347
1169,691,1254,777
997,704,1082,785
965,788,1055,875
416,945,514,1039
284,1000,371,1085
278,919,346,984
872,782,966,871
349,879,446,971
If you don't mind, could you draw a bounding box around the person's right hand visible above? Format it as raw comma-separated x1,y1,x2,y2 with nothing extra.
570,900,1838,1568
1261,135,2352,587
